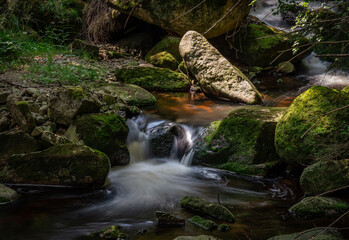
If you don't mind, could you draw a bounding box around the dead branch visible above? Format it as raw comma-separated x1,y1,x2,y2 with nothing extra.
301,105,349,139
124,0,141,29
170,0,207,23
202,0,242,36
314,211,349,239
315,54,349,58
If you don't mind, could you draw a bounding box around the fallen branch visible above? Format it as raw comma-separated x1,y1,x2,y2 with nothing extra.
202,0,242,36
124,0,141,29
301,105,349,139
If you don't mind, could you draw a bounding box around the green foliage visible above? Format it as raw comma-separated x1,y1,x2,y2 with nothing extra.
188,216,218,230
276,0,349,69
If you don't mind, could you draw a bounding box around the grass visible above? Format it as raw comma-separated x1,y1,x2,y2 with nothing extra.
0,30,107,84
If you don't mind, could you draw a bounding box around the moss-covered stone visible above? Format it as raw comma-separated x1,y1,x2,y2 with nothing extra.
289,197,349,218
145,36,181,70
300,159,349,195
48,86,101,126
155,211,185,226
88,225,128,239
275,86,349,166
342,86,349,94
102,83,156,107
7,95,36,133
188,216,217,230
231,22,307,67
180,196,235,222
1,144,110,187
115,66,190,92
102,94,116,105
277,61,295,74
66,114,130,166
109,0,250,39
0,184,18,203
194,107,286,177
267,228,343,240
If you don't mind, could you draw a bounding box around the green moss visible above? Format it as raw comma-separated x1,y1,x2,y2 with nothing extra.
145,36,182,63
188,216,218,230
289,197,349,218
342,86,349,94
66,86,85,100
180,196,235,222
102,94,116,105
146,51,179,70
15,101,30,115
89,225,127,239
246,24,283,54
115,67,190,92
275,86,349,166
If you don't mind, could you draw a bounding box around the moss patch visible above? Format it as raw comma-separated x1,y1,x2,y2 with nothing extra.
275,86,349,166
188,216,217,230
115,66,190,92
88,225,128,239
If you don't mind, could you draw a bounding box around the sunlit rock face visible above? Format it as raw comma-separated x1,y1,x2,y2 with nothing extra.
108,0,251,39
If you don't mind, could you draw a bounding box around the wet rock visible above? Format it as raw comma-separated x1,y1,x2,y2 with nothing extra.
267,228,343,240
180,196,235,222
145,36,181,70
40,131,72,148
7,95,36,133
65,114,129,166
48,86,100,126
109,0,250,39
32,112,45,125
31,125,54,137
289,197,349,218
229,20,308,67
173,235,220,240
275,86,349,166
195,106,286,177
0,116,10,132
188,216,217,230
102,83,156,107
277,61,295,75
179,31,261,104
300,159,349,195
149,122,174,158
155,211,185,227
125,106,140,118
115,66,190,92
69,39,99,58
0,184,18,203
1,144,110,188
88,225,128,239
218,224,229,232
0,130,40,167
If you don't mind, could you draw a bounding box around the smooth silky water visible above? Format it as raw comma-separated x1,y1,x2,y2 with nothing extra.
1,86,348,240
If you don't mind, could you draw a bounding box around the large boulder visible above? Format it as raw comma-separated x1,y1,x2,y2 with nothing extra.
194,107,286,177
102,83,156,107
289,197,349,218
1,144,110,188
0,130,40,169
275,86,349,166
0,184,18,203
145,36,181,70
65,114,130,166
115,66,190,92
300,159,349,195
179,31,261,104
267,228,343,240
48,86,100,126
108,0,250,39
7,95,36,133
180,196,235,222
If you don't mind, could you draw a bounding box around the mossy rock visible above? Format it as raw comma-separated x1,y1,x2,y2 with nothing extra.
146,51,179,70
66,113,130,166
155,211,185,226
145,36,181,70
88,225,128,239
7,95,36,133
48,86,100,126
109,0,251,39
267,228,343,240
231,22,307,67
173,236,220,240
342,86,349,94
300,159,349,195
115,66,190,92
188,216,217,230
1,144,110,188
102,83,156,107
180,196,235,222
275,86,349,166
277,61,295,74
0,184,18,204
194,106,286,177
289,197,349,218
